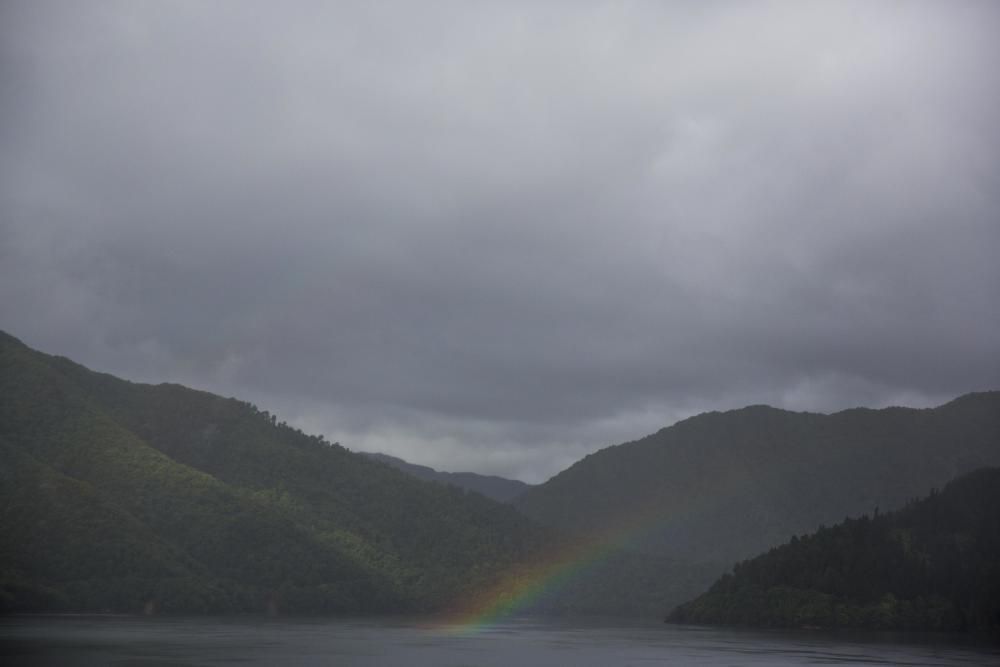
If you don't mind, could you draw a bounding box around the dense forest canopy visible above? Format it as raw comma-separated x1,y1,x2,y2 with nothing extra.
668,468,1000,631
0,330,546,614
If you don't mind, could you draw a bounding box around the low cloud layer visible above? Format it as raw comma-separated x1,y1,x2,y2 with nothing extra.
2,1,998,482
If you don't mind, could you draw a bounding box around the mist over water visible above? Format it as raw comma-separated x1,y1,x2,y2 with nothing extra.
2,616,996,666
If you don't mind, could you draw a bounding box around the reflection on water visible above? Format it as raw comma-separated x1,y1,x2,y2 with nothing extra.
1,615,997,666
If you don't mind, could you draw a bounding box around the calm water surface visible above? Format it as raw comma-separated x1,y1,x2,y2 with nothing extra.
1,615,997,666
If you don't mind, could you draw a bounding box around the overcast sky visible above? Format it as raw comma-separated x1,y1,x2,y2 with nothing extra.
2,1,998,482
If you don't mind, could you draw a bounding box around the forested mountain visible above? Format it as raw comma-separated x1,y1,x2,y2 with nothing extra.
668,468,1000,631
362,452,531,502
0,331,546,614
515,394,1000,567
3,328,998,620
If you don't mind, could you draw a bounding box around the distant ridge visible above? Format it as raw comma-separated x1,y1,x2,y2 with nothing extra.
361,452,532,503
516,391,1000,566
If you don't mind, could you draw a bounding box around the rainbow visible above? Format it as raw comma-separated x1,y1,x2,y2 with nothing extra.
433,459,764,633
434,499,668,633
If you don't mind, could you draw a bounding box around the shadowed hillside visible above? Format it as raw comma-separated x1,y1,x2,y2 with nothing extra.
668,468,1000,631
516,394,1000,567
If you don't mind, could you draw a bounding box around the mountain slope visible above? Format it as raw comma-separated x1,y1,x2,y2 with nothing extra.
668,468,1000,631
362,452,532,502
516,394,1000,566
0,330,545,614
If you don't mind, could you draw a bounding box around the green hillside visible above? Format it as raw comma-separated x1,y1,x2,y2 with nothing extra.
668,468,1000,631
4,329,997,620
516,395,1000,566
0,331,545,614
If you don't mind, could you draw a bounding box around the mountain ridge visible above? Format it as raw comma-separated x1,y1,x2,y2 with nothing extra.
3,328,997,619
515,391,1000,565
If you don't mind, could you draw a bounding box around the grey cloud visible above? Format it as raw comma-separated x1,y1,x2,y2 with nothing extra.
2,1,998,481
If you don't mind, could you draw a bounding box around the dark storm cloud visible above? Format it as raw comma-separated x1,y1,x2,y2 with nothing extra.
2,1,999,481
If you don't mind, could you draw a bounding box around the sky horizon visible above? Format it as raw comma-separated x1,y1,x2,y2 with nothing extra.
3,1,998,483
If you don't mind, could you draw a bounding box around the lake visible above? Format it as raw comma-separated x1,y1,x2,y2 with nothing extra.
1,615,997,666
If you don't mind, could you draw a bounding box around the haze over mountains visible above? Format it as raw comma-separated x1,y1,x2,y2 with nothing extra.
512,391,1000,615
516,394,1000,566
361,453,531,503
1,329,998,621
2,2,998,645
4,2,998,488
